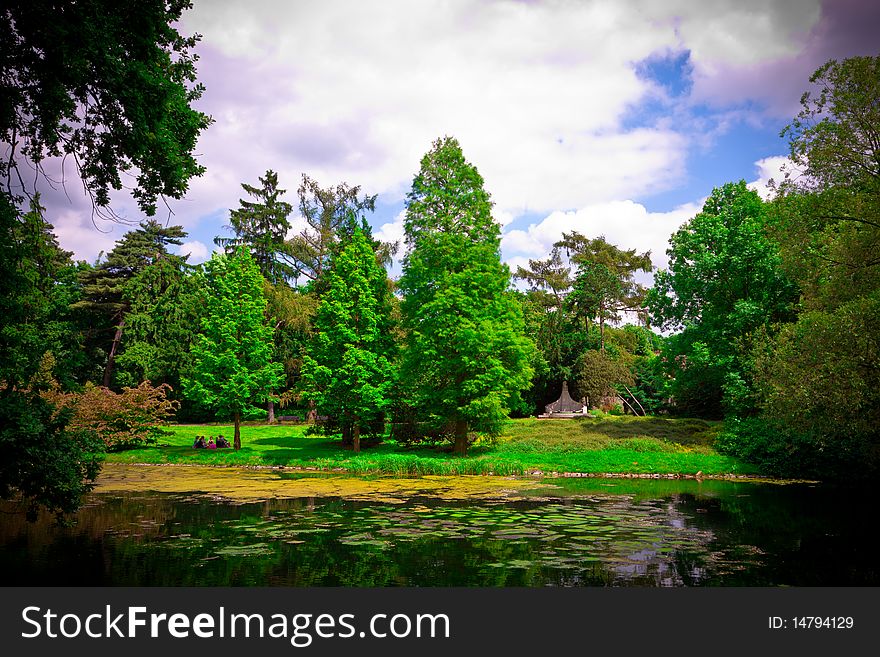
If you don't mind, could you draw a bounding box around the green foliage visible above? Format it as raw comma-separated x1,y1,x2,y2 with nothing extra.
647,181,798,417
0,195,86,389
183,249,283,448
403,136,496,244
300,229,396,451
287,174,390,287
0,196,105,519
752,293,880,473
215,170,296,285
74,219,190,387
748,56,880,478
782,56,880,193
558,232,652,351
0,391,103,521
44,381,179,450
399,137,534,454
114,247,203,391
715,417,834,479
1,0,212,215
575,349,634,409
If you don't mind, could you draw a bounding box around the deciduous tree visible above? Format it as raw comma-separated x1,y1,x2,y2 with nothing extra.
183,249,283,449
300,228,395,452
2,0,212,216
647,181,797,417
399,137,534,455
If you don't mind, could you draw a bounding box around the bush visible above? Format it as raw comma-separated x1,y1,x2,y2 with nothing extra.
0,390,103,519
44,381,179,450
715,416,867,480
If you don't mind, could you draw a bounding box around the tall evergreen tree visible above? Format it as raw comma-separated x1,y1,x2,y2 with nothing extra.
74,220,187,387
399,136,533,455
215,170,296,285
183,248,283,449
114,253,202,392
300,228,395,452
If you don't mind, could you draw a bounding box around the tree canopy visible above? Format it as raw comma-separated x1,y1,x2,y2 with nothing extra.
300,228,395,452
647,181,798,417
183,249,283,449
399,137,534,455
1,0,212,216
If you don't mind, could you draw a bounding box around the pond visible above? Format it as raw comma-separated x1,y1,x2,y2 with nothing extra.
0,465,874,586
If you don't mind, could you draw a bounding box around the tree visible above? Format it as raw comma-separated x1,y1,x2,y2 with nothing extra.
215,170,296,285
300,228,395,452
647,181,798,417
183,249,283,449
2,0,212,217
575,349,634,410
514,249,583,413
74,220,188,387
113,253,203,393
1,0,211,518
742,56,880,475
0,195,103,519
558,233,652,352
286,174,393,287
399,136,534,455
782,56,880,193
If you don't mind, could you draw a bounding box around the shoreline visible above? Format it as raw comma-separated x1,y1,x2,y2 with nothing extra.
99,461,815,485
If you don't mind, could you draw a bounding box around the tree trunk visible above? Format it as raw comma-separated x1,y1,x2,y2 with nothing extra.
267,399,275,424
102,318,126,388
599,316,605,354
353,424,360,454
453,419,468,456
234,411,241,450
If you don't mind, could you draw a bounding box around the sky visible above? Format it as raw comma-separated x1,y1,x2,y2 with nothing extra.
33,0,880,281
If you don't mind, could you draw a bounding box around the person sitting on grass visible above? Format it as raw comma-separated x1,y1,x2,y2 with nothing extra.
193,436,207,449
216,435,230,448
207,438,217,450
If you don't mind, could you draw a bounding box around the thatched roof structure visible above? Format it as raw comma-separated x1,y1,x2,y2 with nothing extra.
544,381,584,415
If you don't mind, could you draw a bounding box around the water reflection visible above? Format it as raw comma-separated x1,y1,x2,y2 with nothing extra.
0,477,874,586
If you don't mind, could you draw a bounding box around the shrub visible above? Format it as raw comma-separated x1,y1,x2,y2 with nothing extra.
715,416,866,480
44,381,179,450
0,390,103,519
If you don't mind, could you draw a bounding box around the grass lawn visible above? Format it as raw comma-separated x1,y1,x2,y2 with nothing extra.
104,416,758,476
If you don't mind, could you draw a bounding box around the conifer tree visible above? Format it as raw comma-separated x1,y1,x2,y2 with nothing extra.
215,170,295,285
399,137,533,455
183,248,283,449
74,220,187,387
300,228,395,452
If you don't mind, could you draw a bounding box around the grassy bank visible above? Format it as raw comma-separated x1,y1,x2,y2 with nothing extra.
104,416,758,476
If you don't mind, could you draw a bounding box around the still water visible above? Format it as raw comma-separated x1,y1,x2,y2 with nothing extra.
0,465,874,586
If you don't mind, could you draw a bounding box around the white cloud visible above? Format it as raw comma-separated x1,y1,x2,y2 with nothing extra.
178,240,210,263
502,199,700,275
374,210,406,249
747,155,790,200
52,208,123,263
41,0,837,263
184,0,690,222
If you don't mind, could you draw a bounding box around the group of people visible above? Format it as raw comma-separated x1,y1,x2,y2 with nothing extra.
192,435,231,449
